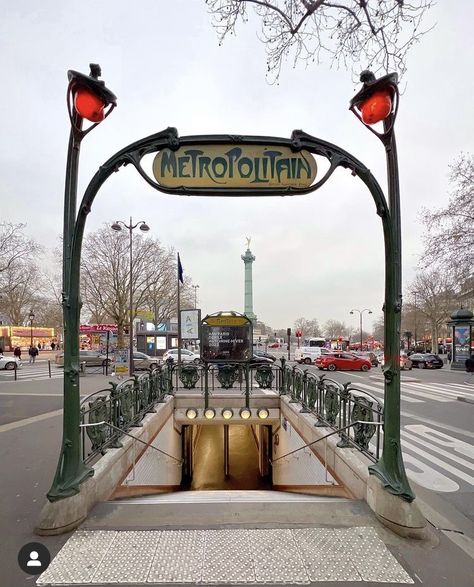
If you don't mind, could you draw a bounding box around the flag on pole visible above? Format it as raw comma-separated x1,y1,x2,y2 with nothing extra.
178,253,184,284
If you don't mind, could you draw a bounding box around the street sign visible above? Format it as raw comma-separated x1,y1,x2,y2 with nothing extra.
181,309,200,340
153,144,317,190
113,348,129,375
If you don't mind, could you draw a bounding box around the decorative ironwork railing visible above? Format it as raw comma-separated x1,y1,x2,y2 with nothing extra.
79,358,383,465
80,368,169,464
280,363,384,462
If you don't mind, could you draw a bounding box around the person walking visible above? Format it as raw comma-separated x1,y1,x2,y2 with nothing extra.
28,345,39,364
13,346,22,361
464,354,474,385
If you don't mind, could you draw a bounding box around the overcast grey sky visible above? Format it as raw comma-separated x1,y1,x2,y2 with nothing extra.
1,1,473,331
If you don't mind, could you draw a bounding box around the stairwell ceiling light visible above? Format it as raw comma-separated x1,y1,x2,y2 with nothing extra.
186,408,198,420
257,408,269,420
204,408,216,420
221,408,233,420
240,407,251,420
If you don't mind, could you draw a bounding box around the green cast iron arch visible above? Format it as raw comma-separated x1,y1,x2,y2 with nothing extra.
49,126,413,502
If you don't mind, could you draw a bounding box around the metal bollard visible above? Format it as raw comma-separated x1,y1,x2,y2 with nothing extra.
14,362,18,381
48,360,52,378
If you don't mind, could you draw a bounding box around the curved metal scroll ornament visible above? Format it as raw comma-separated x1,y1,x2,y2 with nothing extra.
324,383,340,426
85,397,110,452
351,396,377,451
117,383,134,429
291,368,304,402
255,364,274,389
306,376,317,411
179,365,200,389
216,365,238,389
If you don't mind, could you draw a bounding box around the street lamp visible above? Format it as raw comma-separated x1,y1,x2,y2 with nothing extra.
28,310,35,346
350,309,372,351
111,218,150,375
192,284,200,309
48,64,117,502
350,70,414,501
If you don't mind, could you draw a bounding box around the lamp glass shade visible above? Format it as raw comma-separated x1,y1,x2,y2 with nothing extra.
111,222,122,231
222,408,233,420
74,87,106,122
240,407,251,420
204,408,216,420
139,223,150,232
359,90,392,125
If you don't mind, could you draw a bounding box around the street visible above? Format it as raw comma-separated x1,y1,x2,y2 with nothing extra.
0,360,473,586
299,362,474,532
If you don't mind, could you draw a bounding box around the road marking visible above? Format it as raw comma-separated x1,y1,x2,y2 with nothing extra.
400,435,474,486
404,425,474,460
0,409,62,433
352,382,422,403
0,392,64,397
408,382,473,399
403,453,460,492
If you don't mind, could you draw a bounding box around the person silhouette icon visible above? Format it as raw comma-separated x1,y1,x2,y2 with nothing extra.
27,551,42,567
18,541,50,575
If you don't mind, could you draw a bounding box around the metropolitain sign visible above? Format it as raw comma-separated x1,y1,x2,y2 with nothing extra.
153,144,317,189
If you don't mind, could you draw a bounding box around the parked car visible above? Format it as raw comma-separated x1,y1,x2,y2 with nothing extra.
315,352,371,372
408,353,443,369
132,352,159,371
162,348,202,364
254,350,277,362
0,356,22,370
380,355,413,370
250,354,274,365
295,346,332,365
55,350,111,367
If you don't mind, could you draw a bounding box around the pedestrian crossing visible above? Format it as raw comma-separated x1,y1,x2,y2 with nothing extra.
0,364,63,382
352,378,473,404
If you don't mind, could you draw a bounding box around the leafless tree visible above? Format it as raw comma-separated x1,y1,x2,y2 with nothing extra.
421,153,474,281
406,269,457,351
0,260,42,324
81,225,194,346
294,317,322,337
0,222,39,274
323,318,351,339
205,0,434,81
371,314,384,343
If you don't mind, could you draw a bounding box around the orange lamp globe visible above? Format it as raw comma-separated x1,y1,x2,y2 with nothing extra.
74,87,105,122
359,90,392,125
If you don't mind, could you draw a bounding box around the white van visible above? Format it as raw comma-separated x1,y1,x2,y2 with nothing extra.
294,346,332,364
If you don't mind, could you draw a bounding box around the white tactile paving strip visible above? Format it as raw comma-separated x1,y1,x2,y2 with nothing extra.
37,527,414,585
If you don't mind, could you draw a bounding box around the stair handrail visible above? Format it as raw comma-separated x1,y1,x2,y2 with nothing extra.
80,420,183,463
271,420,383,464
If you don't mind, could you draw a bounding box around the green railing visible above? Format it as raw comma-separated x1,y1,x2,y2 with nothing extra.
280,362,383,462
80,367,170,464
79,359,383,466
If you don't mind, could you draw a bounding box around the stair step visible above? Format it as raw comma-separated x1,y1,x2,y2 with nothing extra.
83,490,374,530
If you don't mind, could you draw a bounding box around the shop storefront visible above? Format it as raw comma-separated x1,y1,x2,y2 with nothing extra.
0,326,56,351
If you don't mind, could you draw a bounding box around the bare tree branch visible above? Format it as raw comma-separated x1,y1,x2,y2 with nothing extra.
205,0,435,81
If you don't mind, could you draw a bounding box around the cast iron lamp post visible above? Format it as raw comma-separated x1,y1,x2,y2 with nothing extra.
192,285,200,309
350,71,414,500
111,218,150,375
48,64,116,501
28,310,35,346
350,308,372,351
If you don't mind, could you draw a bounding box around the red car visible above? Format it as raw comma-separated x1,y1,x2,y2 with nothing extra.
315,352,371,372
